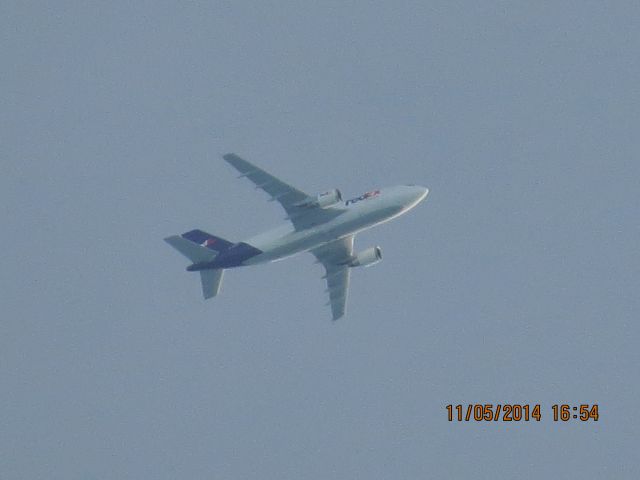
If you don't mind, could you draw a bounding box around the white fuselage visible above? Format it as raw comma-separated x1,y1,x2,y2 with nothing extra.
242,185,428,265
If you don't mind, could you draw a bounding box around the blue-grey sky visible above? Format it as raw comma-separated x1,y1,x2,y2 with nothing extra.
2,1,639,478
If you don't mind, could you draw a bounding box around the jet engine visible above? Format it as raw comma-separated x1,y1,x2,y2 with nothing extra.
295,189,342,209
349,246,383,268
314,189,343,208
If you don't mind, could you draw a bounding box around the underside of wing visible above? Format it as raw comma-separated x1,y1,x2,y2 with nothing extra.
323,266,350,321
223,153,344,229
311,235,354,321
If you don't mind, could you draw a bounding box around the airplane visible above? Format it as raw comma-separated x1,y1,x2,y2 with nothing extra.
164,154,429,320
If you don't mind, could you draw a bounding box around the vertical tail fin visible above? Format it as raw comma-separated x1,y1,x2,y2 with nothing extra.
164,229,234,263
164,229,232,299
180,229,234,253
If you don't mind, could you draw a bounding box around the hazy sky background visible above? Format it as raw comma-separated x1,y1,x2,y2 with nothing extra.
2,1,639,478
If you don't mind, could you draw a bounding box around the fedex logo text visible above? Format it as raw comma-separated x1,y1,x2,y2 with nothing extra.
345,190,380,206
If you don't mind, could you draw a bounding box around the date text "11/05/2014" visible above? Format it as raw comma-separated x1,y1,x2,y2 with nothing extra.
446,404,599,422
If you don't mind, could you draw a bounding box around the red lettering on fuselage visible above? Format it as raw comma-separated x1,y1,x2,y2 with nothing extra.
345,190,380,206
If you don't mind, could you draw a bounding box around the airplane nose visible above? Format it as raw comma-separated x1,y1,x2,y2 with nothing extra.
399,185,428,211
404,185,428,200
412,185,429,203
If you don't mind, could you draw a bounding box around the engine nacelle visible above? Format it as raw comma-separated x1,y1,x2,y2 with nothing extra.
349,246,383,268
314,189,343,208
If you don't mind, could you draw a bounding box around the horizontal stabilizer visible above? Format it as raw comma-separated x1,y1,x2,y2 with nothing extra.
200,269,224,299
164,235,217,263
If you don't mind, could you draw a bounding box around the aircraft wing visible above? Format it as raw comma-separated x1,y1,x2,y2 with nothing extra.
223,153,343,229
311,235,354,321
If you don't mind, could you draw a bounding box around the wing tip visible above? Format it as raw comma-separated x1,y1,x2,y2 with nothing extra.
222,153,240,163
331,305,346,321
